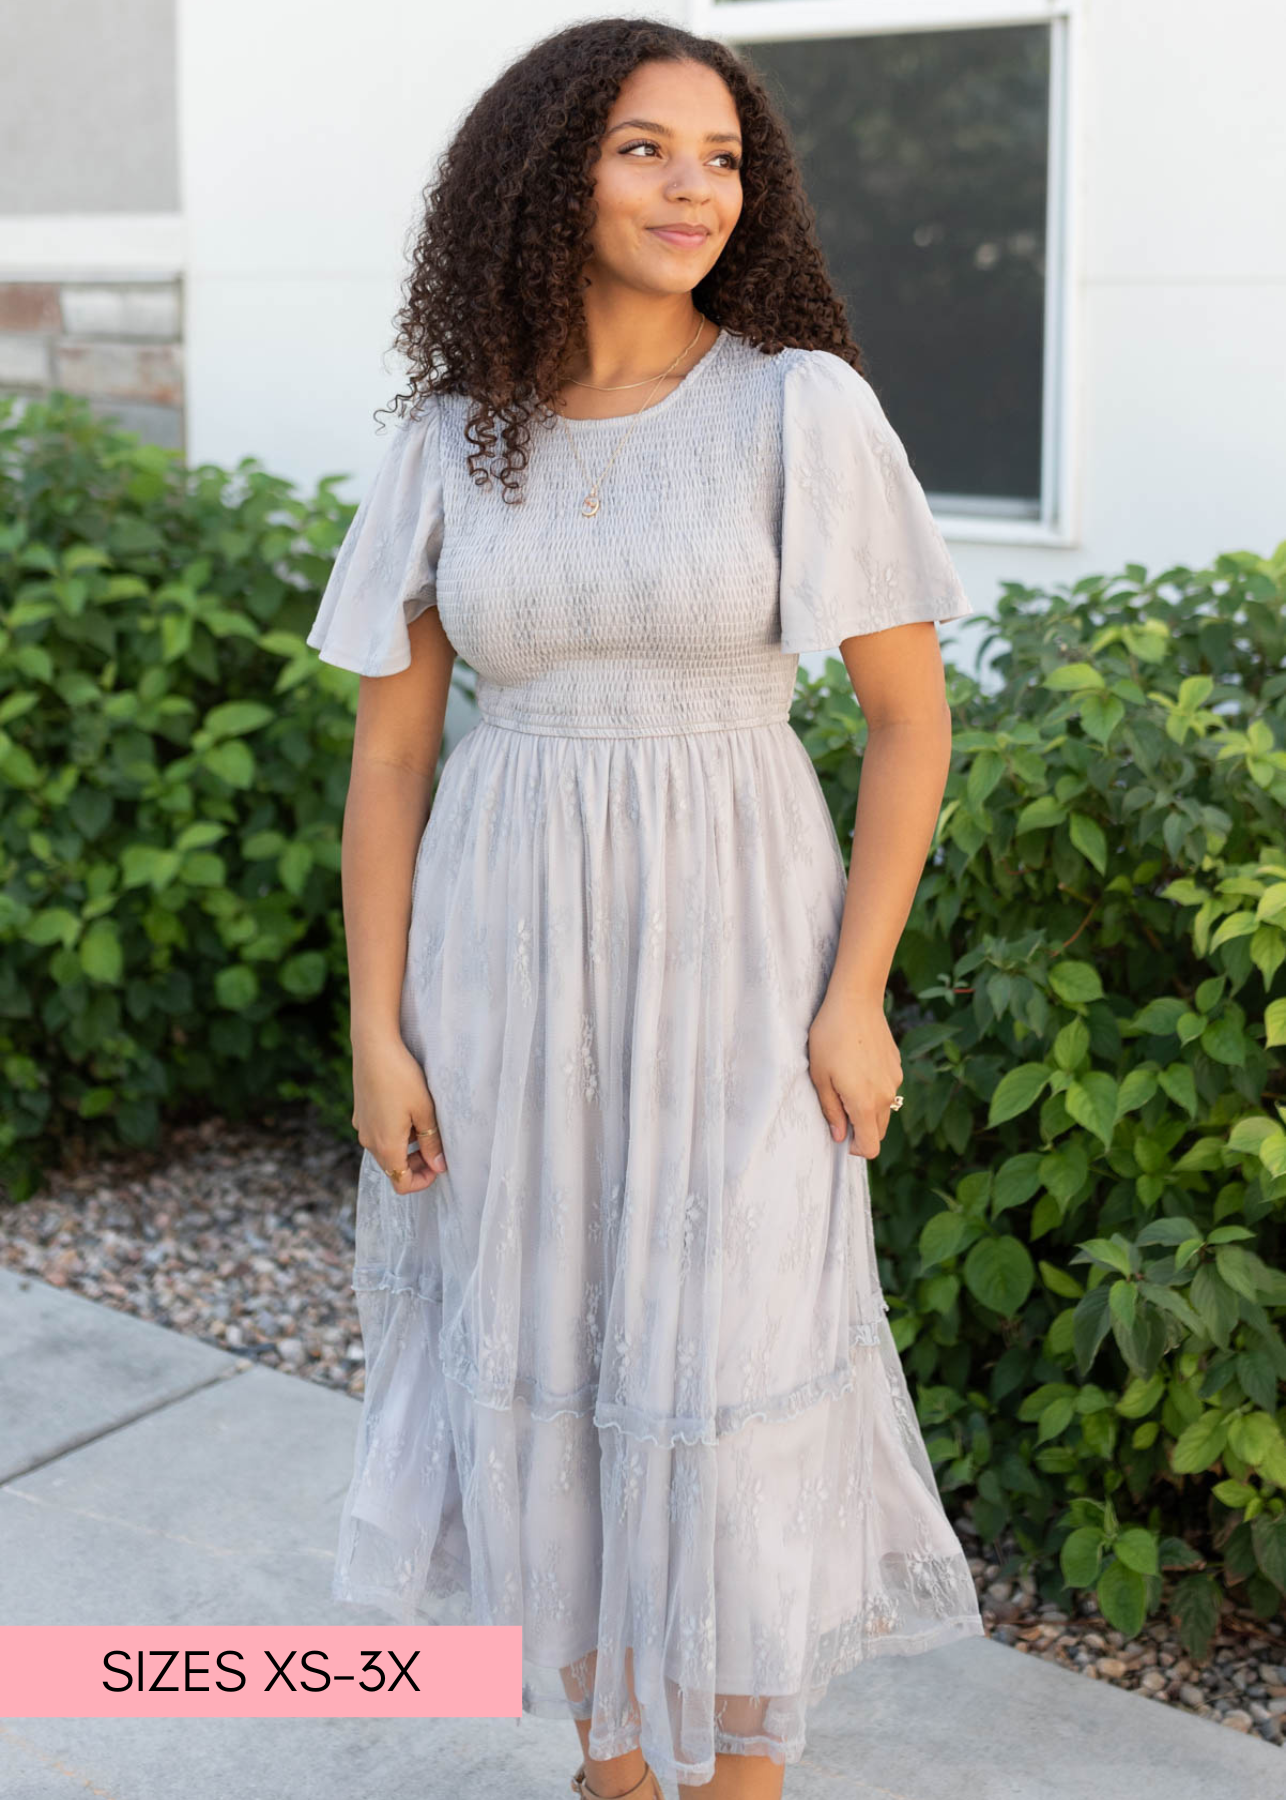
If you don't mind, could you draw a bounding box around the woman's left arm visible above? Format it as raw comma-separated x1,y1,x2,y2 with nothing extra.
807,619,955,1159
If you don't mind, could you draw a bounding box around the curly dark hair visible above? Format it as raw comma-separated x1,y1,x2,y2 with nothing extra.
380,14,865,500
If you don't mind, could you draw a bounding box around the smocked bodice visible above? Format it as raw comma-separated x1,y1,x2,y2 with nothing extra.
433,333,794,738
305,327,974,716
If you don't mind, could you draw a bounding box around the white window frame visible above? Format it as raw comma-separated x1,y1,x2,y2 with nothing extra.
686,0,1082,547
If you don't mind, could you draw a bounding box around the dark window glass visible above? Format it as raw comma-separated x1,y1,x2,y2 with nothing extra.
734,24,1051,512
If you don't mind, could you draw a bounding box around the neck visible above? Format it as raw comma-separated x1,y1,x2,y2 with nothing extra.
565,305,709,388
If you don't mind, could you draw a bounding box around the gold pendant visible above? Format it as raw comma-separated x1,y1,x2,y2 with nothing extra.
581,494,600,517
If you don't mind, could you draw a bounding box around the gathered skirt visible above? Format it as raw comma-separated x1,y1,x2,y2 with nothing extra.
331,715,985,1787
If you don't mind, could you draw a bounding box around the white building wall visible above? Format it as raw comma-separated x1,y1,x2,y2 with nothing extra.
1075,0,1285,573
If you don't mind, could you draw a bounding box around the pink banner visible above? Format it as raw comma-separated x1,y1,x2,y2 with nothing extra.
0,1627,522,1718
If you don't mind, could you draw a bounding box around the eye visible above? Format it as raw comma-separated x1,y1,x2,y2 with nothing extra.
619,138,741,171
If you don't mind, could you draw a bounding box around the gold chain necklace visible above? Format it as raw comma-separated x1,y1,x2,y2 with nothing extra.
555,315,707,518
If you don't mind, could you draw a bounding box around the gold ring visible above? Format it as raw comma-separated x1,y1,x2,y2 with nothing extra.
383,1164,409,1181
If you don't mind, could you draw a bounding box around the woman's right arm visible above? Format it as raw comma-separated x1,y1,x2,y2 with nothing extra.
343,604,456,1193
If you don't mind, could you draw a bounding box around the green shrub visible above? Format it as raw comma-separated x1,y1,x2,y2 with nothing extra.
0,391,375,1198
795,542,1286,1655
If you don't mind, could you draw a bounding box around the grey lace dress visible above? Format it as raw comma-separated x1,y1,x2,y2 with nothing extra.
306,326,986,1787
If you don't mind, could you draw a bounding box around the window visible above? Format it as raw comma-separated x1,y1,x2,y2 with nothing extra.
691,2,1076,542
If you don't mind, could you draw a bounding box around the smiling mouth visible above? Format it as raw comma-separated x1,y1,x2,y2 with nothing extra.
648,226,709,245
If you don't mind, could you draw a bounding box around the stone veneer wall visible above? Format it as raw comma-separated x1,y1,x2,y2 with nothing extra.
0,276,184,451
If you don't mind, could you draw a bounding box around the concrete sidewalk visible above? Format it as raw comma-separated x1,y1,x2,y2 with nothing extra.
0,1265,1280,1800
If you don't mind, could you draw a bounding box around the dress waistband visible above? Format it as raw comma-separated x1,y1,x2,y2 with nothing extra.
470,654,800,740
476,708,793,740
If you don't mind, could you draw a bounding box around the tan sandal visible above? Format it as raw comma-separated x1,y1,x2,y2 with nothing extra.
570,1759,662,1799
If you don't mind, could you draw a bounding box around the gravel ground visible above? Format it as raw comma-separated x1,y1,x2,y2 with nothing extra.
3,1111,1283,1749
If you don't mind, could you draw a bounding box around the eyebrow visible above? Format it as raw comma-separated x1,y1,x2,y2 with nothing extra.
606,117,743,147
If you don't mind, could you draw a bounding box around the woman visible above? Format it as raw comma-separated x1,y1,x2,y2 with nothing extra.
307,17,985,1799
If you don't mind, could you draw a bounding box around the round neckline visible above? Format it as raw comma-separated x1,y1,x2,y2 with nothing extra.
545,326,729,429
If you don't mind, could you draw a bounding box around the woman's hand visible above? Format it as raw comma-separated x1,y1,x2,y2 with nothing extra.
352,1031,448,1193
807,990,904,1159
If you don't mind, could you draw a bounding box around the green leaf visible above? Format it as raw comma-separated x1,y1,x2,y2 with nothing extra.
1212,1479,1257,1509
1214,1243,1272,1301
279,951,327,998
1171,1572,1221,1660
1259,1130,1286,1179
203,740,256,789
215,964,259,1010
1266,997,1286,1049
1109,1279,1138,1328
966,750,1004,808
1078,1236,1134,1277
1176,1010,1205,1046
1228,1115,1277,1154
1097,1558,1149,1638
181,851,226,887
1235,1349,1280,1414
963,1235,1035,1316
1157,1063,1197,1117
120,843,183,891
1172,674,1212,709
1037,1394,1077,1443
1171,1410,1229,1474
1189,1264,1240,1347
1052,1018,1090,1072
987,1063,1051,1127
1136,1216,1200,1247
1173,1135,1225,1172
1066,1072,1119,1148
1049,960,1104,1004
174,820,227,852
278,841,314,897
1040,1140,1090,1206
244,830,288,860
1201,1015,1246,1066
921,1272,960,1315
79,919,123,985
1130,996,1187,1036
204,700,275,739
992,1153,1043,1215
24,908,80,948
1117,1067,1158,1114
1044,662,1106,692
1138,1281,1203,1335
1016,795,1067,833
1079,691,1126,743
1250,1514,1286,1594
1059,1525,1104,1587
1252,928,1286,986
1069,813,1108,874
1116,1372,1165,1417
1039,1259,1084,1299
919,1209,971,1267
1210,910,1258,949
1228,1412,1286,1480
1113,1527,1159,1576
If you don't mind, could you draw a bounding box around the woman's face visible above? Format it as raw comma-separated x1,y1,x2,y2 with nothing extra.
585,58,743,302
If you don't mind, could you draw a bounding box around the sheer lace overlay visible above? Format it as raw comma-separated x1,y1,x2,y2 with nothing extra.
312,330,983,1787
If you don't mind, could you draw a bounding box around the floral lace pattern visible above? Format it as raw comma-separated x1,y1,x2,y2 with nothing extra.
313,330,983,1788
777,348,973,654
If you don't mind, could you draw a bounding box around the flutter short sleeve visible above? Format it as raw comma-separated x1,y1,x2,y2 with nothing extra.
305,395,444,677
778,350,973,654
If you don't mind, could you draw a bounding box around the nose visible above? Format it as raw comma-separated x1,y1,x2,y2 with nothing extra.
662,154,713,203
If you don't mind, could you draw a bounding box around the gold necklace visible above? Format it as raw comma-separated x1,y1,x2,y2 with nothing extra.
556,315,707,518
